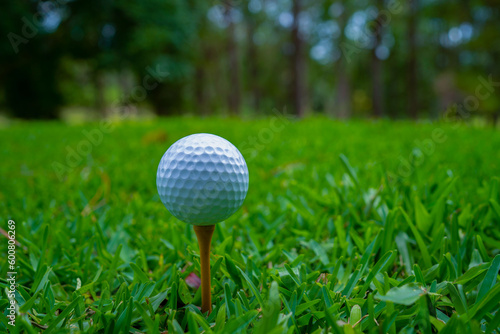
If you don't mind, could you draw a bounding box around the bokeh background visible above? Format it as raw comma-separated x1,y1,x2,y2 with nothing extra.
2,2,500,333
1,0,499,122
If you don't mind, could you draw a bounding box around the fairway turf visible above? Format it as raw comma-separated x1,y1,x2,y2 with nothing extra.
1,118,500,333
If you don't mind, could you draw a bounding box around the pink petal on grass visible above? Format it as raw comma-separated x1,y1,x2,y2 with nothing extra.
185,272,201,289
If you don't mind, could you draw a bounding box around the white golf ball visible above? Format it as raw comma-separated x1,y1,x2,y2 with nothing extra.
157,133,249,225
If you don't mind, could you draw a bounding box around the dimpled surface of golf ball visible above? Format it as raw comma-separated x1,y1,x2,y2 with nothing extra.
157,133,249,225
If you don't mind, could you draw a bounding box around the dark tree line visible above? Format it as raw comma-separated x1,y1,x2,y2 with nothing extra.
0,0,499,121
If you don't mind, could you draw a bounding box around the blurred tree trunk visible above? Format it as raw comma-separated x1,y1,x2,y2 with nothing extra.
195,65,208,116
194,12,209,117
291,0,306,117
194,36,207,116
118,70,133,96
408,0,418,119
336,61,351,119
371,0,384,118
246,12,260,113
149,82,183,116
489,51,500,126
4,57,61,119
225,5,241,115
93,71,106,116
117,70,134,117
335,3,351,119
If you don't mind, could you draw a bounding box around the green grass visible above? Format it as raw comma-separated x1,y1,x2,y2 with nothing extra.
1,117,500,333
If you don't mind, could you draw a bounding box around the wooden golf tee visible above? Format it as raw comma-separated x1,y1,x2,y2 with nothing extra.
193,224,215,314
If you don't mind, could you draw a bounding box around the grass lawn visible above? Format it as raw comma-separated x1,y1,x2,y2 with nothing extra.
1,117,500,333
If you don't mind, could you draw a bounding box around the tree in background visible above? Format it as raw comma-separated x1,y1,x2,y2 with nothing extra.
111,0,201,116
193,10,210,117
1,0,499,121
291,0,307,117
0,0,200,118
370,0,385,118
224,3,242,115
407,0,418,119
244,2,261,113
0,1,63,119
335,1,352,119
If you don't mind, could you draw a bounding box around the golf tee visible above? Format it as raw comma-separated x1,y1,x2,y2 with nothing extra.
193,224,215,314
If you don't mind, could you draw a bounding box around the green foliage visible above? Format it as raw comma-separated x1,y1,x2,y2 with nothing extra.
2,1,500,119
0,118,500,332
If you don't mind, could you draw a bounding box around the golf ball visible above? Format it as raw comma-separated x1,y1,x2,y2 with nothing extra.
157,133,249,225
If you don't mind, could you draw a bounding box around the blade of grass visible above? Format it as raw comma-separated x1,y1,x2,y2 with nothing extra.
399,208,432,268
237,266,264,307
476,254,500,302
